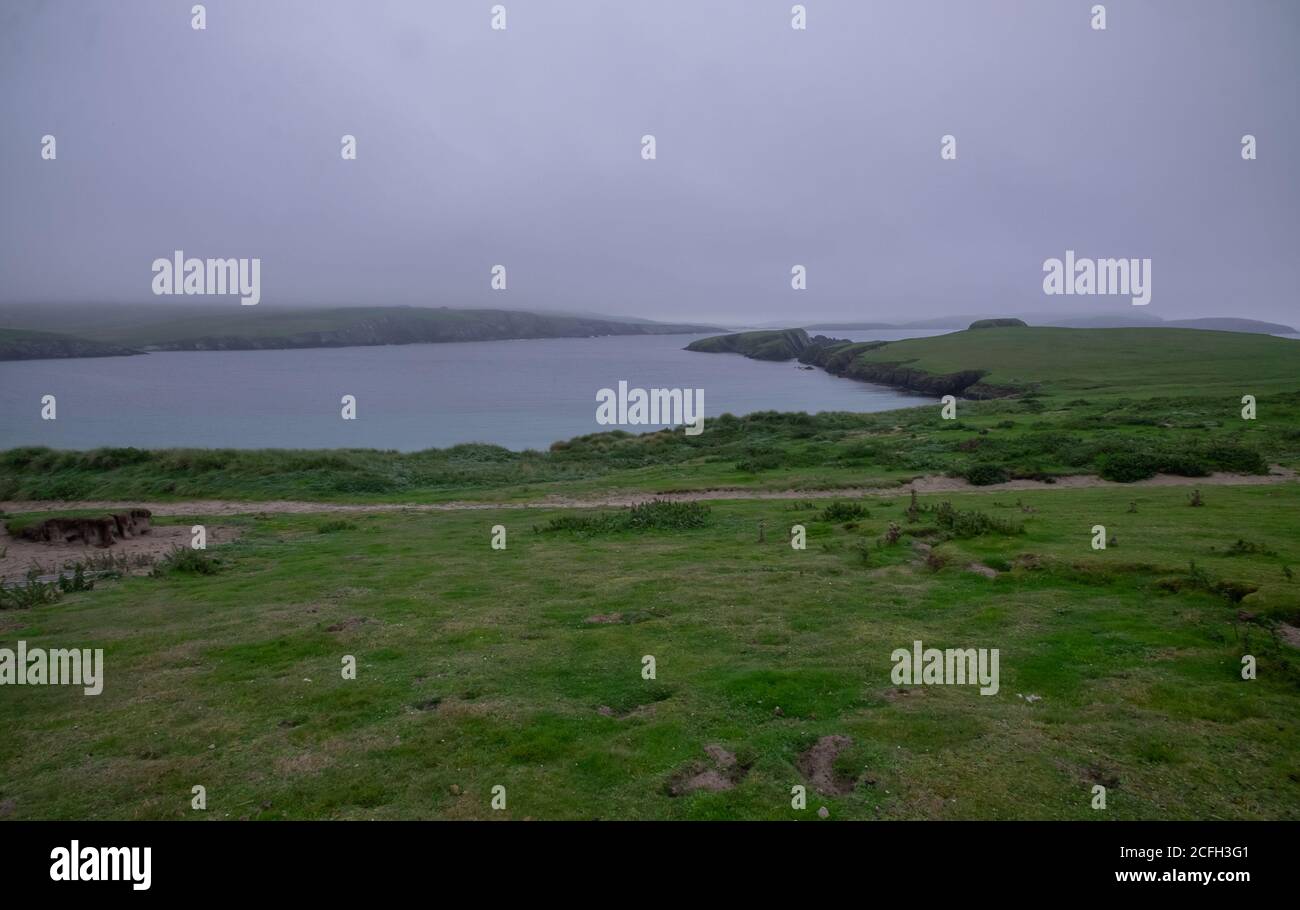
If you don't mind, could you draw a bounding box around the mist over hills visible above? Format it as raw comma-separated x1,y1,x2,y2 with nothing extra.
0,304,720,361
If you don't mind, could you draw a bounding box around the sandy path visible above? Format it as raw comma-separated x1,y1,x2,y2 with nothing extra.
2,467,1293,518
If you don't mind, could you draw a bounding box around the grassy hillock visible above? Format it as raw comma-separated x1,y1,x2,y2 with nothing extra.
685,328,821,361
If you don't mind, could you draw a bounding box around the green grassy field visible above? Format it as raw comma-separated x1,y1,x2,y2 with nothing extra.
1,326,1298,820
1,486,1297,820
850,327,1300,398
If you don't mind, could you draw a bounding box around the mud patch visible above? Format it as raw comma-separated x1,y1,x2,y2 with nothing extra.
326,616,369,633
585,612,624,624
797,734,857,796
666,744,749,796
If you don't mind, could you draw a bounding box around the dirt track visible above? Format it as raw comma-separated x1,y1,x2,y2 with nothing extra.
2,467,1294,518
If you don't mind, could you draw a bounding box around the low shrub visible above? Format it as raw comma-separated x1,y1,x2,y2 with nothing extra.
818,501,869,523
152,547,221,576
934,502,1024,538
965,463,1010,486
538,500,710,535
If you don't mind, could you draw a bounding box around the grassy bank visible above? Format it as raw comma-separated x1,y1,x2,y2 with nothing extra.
2,391,1296,503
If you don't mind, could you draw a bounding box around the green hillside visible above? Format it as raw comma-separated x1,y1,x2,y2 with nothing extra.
1,306,719,354
0,328,142,362
690,326,1300,401
850,327,1300,399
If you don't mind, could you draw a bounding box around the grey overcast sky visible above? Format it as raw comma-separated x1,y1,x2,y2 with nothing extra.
1,0,1297,326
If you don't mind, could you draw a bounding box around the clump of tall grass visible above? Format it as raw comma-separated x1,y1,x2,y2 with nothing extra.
537,500,710,535
152,546,221,576
0,568,61,610
933,502,1023,538
818,501,869,523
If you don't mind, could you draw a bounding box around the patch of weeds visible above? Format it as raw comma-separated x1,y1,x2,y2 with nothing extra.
818,501,869,523
1156,560,1258,603
152,546,222,576
1221,538,1277,557
57,564,94,593
537,500,710,535
317,519,359,534
0,568,61,609
934,502,1023,538
627,500,709,530
965,463,1010,486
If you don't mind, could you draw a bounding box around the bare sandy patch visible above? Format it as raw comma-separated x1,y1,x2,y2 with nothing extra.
0,523,239,579
797,734,857,796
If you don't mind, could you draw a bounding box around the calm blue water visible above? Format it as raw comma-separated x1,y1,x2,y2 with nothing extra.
0,333,936,452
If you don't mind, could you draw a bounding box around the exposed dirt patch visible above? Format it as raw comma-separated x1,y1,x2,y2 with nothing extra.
1087,765,1122,789
1055,758,1121,790
584,612,624,624
704,744,738,770
412,696,443,712
797,734,857,796
325,616,369,633
1278,623,1300,649
882,686,924,702
583,610,660,626
966,562,999,579
666,744,748,796
0,523,238,579
275,752,331,776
